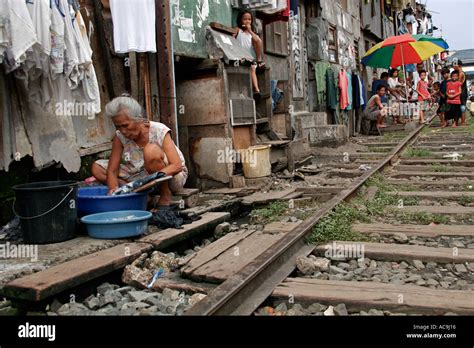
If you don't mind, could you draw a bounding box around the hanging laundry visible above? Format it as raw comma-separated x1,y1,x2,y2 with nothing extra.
338,69,349,110
313,61,331,106
352,73,361,109
109,0,156,53
326,67,337,110
0,0,38,73
346,71,352,111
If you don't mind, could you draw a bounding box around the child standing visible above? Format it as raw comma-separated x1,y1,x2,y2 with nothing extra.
416,70,430,124
235,10,265,97
446,70,463,128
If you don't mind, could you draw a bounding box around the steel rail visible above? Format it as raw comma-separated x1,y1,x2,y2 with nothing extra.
185,118,435,316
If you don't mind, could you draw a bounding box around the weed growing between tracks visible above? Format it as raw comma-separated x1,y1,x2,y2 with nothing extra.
396,212,449,224
431,164,449,172
307,173,423,244
250,201,289,224
405,148,434,157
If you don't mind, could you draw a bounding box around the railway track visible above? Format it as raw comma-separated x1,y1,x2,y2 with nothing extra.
2,114,473,317
186,116,474,316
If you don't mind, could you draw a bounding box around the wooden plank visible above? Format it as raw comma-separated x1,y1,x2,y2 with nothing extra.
78,142,112,156
394,165,472,172
387,191,474,200
262,221,302,234
295,187,345,194
401,151,474,158
387,205,474,216
413,144,474,151
2,243,152,301
181,229,257,275
148,272,216,294
365,142,399,147
389,171,474,178
183,231,285,283
204,188,250,195
272,278,474,314
400,159,474,166
327,169,364,178
353,223,474,237
313,241,474,263
386,179,474,188
138,212,230,249
242,188,297,205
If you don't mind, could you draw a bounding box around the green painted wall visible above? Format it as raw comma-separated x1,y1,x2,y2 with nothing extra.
171,0,233,58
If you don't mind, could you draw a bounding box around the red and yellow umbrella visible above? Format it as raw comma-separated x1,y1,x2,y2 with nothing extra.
361,34,448,69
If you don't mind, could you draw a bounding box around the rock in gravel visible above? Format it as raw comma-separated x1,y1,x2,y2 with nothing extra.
451,241,465,248
144,295,164,307
128,291,155,303
426,279,439,286
275,302,288,313
439,281,450,289
467,263,474,272
330,265,347,274
214,222,231,238
162,288,180,301
307,303,326,314
83,295,100,310
50,299,63,312
392,233,408,243
333,303,348,316
323,306,335,316
188,293,206,307
57,303,91,316
296,256,317,275
369,260,377,269
296,256,330,274
412,260,425,270
405,274,422,283
97,282,119,296
287,304,304,316
454,264,468,273
426,262,437,269
368,309,384,316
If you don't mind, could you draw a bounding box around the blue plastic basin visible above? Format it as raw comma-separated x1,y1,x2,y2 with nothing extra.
80,210,152,239
77,186,148,217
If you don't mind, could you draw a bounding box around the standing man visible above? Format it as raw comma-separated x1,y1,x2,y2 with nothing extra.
438,67,451,127
453,60,468,126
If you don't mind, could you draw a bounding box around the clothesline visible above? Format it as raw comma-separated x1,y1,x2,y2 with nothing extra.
0,0,101,116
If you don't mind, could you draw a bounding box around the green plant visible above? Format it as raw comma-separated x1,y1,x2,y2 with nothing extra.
250,201,289,224
306,203,370,244
395,211,449,224
431,164,449,172
404,148,434,158
459,195,474,206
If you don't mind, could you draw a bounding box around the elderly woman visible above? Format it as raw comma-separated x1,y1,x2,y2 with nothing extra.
91,96,187,207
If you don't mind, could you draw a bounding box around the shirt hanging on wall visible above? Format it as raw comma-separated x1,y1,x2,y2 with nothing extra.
110,0,156,53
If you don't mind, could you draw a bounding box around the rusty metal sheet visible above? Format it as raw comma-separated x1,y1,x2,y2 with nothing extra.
177,76,227,127
191,137,233,183
206,27,255,64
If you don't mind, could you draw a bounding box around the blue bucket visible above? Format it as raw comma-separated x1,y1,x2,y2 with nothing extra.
80,210,152,239
77,186,148,217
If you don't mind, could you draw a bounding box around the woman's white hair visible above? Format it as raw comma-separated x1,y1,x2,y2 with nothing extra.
105,95,145,121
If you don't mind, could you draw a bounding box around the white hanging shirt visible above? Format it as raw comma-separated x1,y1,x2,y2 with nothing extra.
109,0,156,53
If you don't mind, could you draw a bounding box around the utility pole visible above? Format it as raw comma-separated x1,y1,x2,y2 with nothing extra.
155,0,178,144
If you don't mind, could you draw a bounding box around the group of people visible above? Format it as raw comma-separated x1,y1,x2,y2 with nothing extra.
363,60,469,131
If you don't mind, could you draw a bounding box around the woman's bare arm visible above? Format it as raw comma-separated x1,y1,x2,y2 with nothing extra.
106,136,123,194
